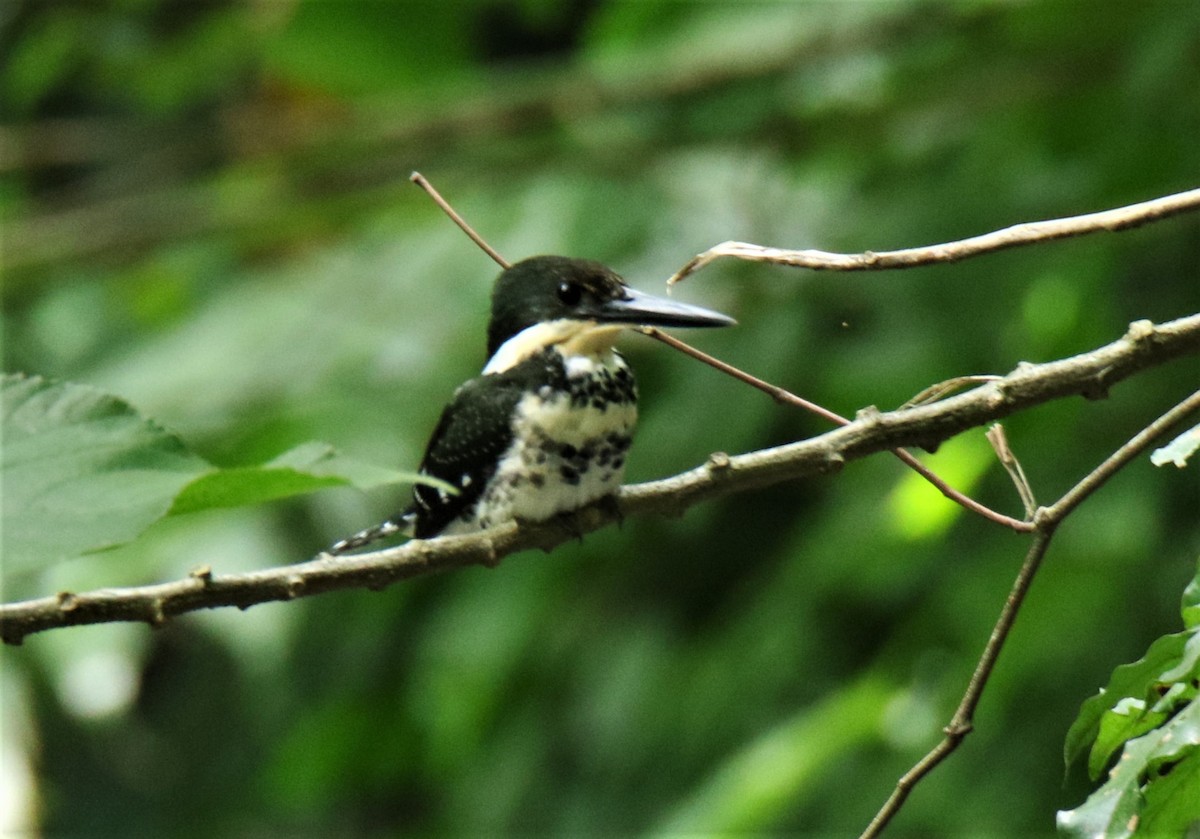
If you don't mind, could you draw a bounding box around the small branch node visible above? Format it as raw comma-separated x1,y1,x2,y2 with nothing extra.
1081,371,1113,401
285,574,306,599
147,598,167,627
706,451,733,473
984,385,1008,410
414,540,435,565
190,565,213,585
1125,318,1157,345
822,451,847,474
944,721,973,739
855,405,884,424
1031,506,1057,531
57,591,78,612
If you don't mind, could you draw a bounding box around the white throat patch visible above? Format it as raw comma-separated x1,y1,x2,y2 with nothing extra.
483,320,624,375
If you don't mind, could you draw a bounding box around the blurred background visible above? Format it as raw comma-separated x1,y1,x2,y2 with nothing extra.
3,1,1199,835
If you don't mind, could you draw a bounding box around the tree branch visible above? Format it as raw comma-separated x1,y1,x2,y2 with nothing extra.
3,313,1198,645
668,187,1200,284
859,386,1200,839
643,328,1033,531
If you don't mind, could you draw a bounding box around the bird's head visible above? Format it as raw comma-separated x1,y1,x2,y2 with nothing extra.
484,255,734,373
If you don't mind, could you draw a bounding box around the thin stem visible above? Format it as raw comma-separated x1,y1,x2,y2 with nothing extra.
642,328,1034,532
860,532,1054,839
410,171,511,269
986,424,1038,518
1047,388,1200,520
860,387,1200,838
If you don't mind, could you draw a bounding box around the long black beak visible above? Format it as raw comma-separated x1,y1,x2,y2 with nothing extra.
590,287,736,329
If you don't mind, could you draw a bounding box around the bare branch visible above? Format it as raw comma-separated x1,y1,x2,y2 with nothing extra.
3,313,1198,644
644,328,1032,530
860,386,1200,839
669,187,1200,284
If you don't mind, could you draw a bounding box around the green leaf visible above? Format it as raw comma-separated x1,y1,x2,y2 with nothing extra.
169,442,418,515
1181,557,1200,630
264,442,417,491
1,375,420,570
1139,736,1200,837
1064,632,1192,776
1090,699,1167,782
1082,631,1200,780
1058,732,1153,839
1061,561,1200,836
1,374,210,569
1159,631,1200,686
1058,699,1200,839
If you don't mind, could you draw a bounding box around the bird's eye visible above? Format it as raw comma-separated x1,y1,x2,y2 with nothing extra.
557,282,583,306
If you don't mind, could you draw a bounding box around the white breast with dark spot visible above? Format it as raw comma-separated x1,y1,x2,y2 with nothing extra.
446,349,637,534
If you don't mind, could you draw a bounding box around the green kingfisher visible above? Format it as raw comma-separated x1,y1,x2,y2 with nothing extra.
329,255,734,553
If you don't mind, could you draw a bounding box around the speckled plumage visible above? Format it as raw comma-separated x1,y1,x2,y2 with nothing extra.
424,345,636,536
328,255,732,554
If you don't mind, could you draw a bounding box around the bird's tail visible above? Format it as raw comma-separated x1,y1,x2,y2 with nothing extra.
326,509,416,555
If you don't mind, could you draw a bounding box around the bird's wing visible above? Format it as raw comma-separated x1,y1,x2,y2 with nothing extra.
409,373,526,537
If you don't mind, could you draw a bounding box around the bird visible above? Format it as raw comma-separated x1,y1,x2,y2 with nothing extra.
328,255,735,553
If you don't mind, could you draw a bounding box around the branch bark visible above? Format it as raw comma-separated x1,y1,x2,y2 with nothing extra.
3,312,1198,645
668,187,1200,283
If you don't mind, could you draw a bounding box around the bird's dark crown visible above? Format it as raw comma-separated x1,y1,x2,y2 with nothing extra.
486,256,628,357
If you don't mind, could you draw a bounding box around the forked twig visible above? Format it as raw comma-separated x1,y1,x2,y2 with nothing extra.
860,387,1200,839
642,328,1033,531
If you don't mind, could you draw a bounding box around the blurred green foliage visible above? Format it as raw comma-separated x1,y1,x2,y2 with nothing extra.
2,1,1199,835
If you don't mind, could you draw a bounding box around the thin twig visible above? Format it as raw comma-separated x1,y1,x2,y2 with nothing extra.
410,172,511,268
986,424,1037,518
1048,388,1200,519
904,376,1003,409
642,328,1034,531
860,387,1200,839
669,187,1200,284
859,532,1055,839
